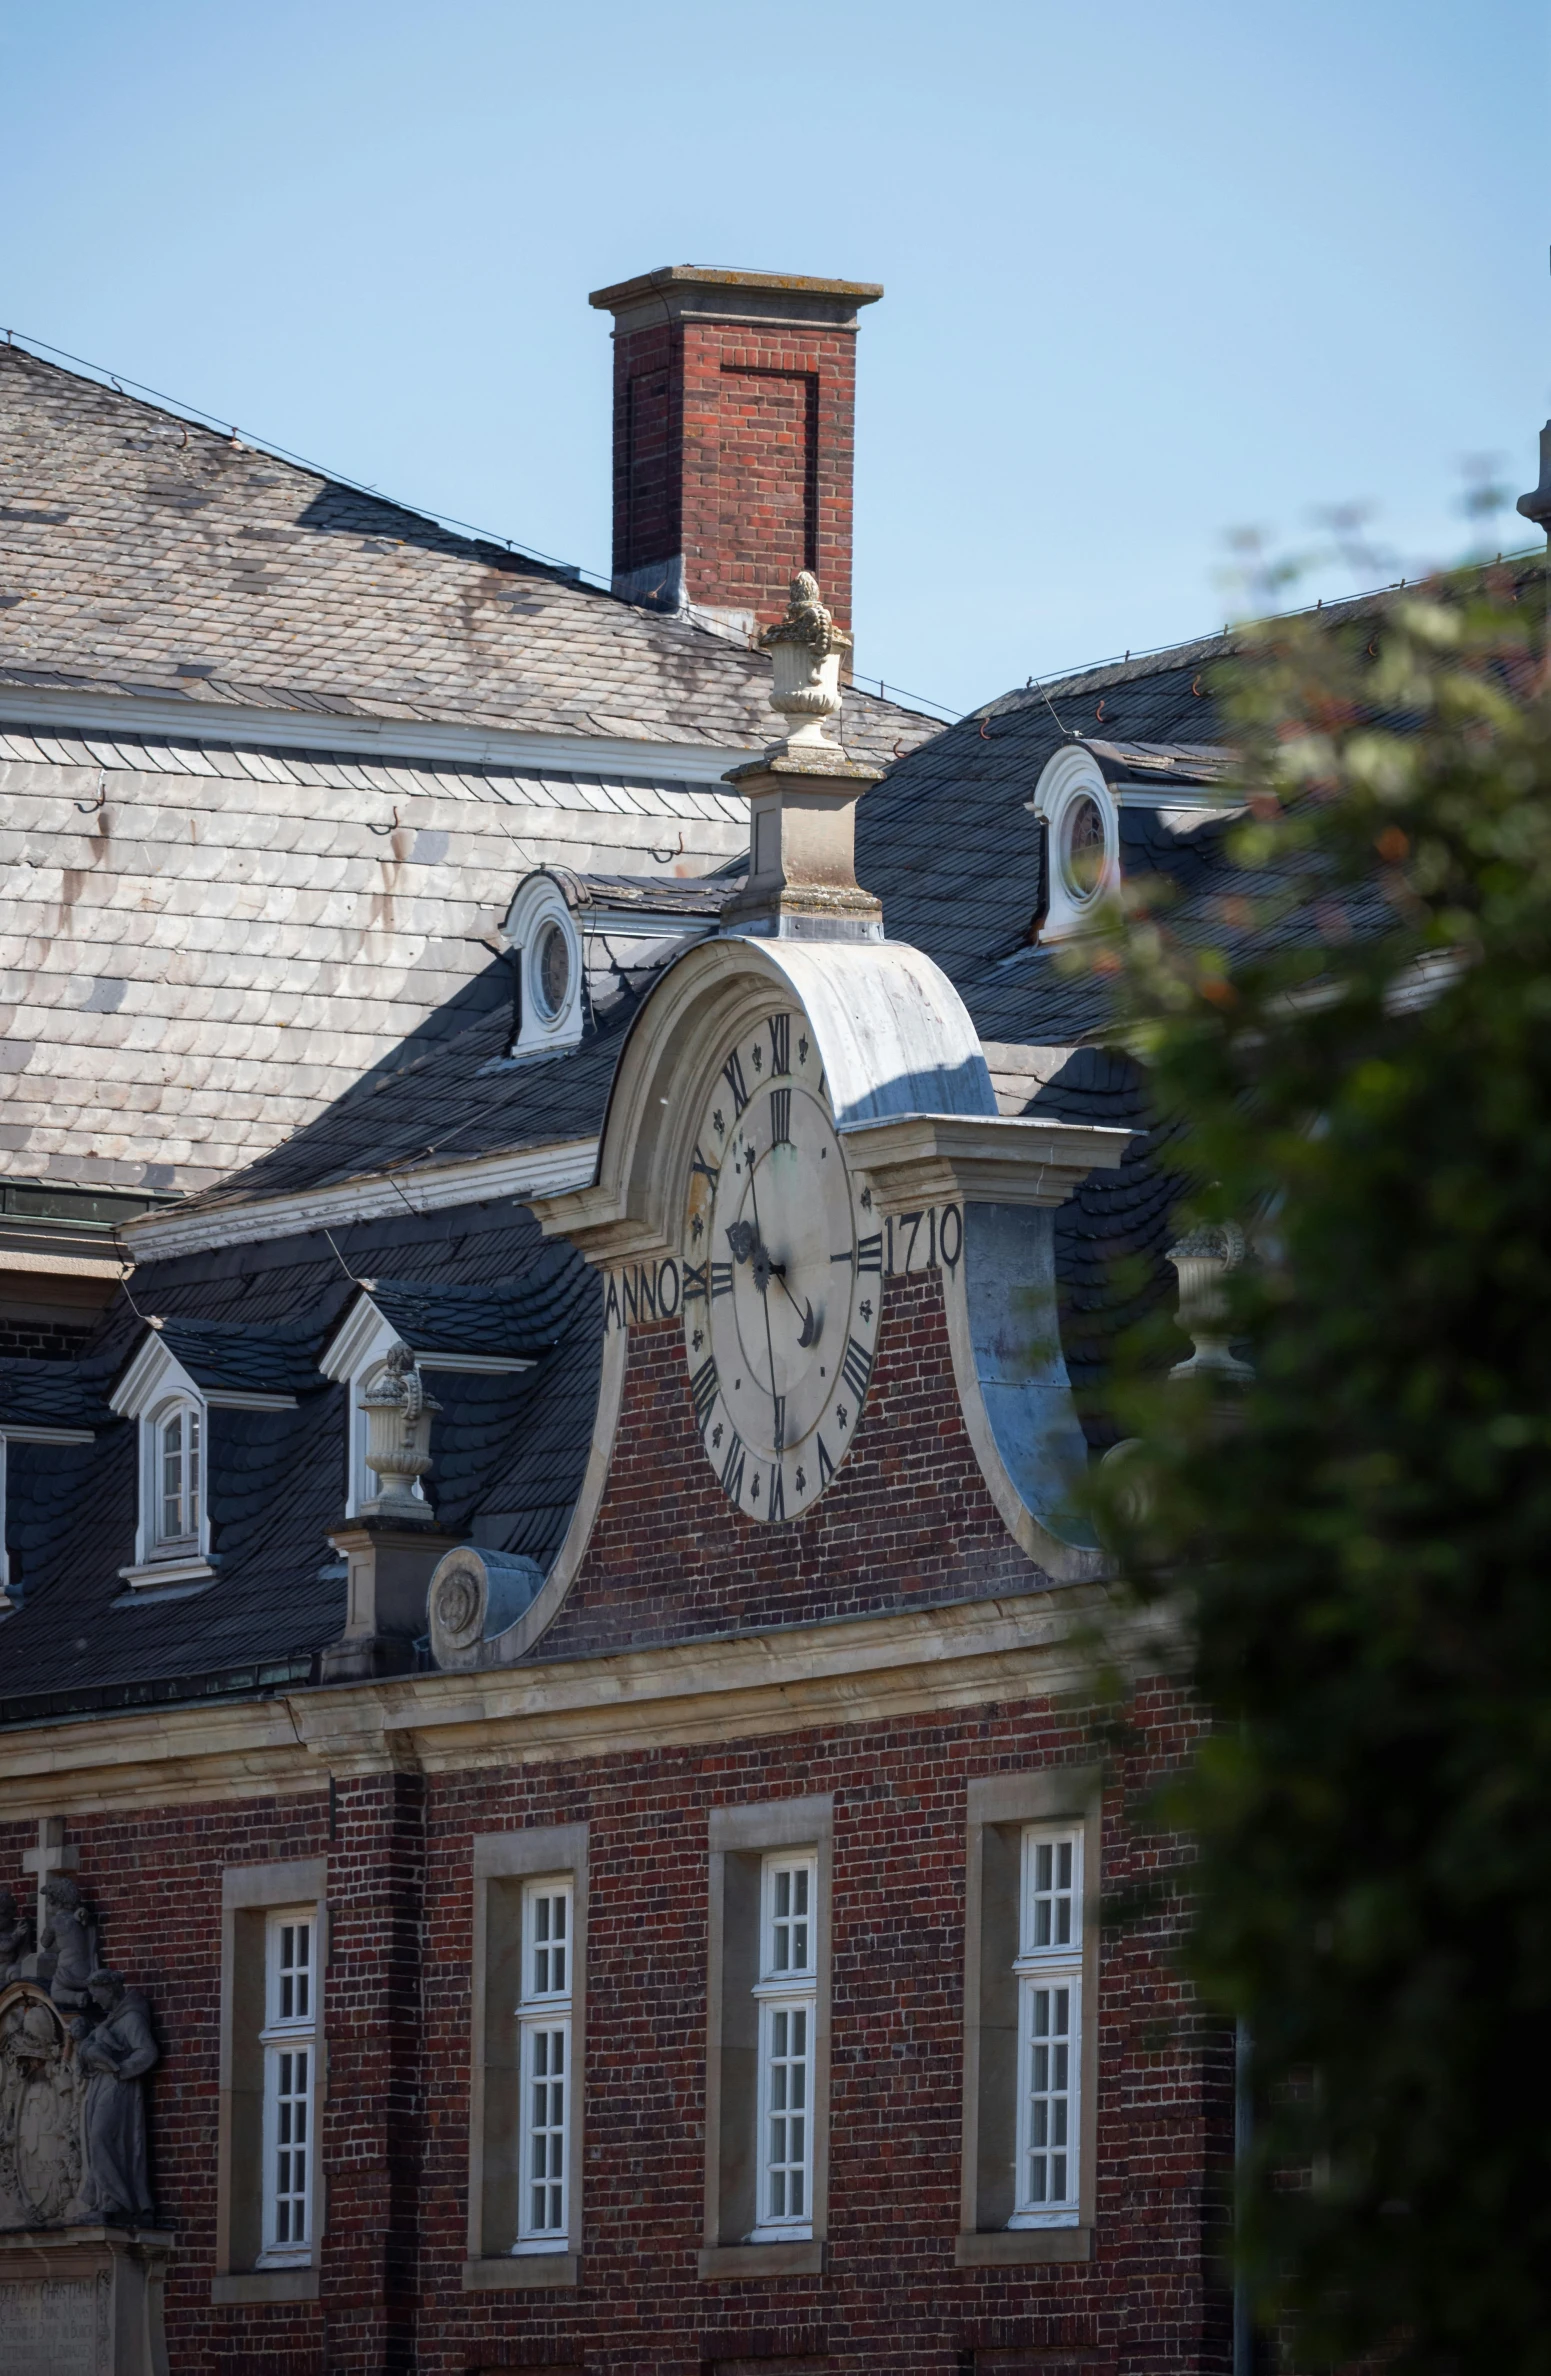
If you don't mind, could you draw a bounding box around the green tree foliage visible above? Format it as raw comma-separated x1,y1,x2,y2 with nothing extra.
1084,563,1551,2373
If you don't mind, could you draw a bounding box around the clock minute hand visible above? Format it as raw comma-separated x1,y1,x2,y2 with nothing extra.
742,1158,786,1447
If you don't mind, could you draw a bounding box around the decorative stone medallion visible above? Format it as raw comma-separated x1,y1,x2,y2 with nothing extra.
0,1983,84,2230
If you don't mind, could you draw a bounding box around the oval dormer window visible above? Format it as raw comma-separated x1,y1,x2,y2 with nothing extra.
1062,794,1107,901
534,920,571,1021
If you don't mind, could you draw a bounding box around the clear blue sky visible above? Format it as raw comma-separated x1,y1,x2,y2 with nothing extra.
3,0,1545,716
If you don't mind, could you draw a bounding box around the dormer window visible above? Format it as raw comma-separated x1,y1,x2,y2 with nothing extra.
1027,748,1120,941
503,875,585,1059
154,1397,202,1550
110,1318,301,1594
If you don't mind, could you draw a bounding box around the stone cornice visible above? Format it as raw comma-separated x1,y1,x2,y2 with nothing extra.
0,1590,1164,1818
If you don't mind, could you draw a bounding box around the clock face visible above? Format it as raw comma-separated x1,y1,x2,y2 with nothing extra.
682,1007,882,1521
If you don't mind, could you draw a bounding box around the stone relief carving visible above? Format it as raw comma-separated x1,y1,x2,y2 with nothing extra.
0,1872,159,2235
0,1986,85,2228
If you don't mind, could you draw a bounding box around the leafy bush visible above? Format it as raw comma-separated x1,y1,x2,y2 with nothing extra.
1085,562,1551,2373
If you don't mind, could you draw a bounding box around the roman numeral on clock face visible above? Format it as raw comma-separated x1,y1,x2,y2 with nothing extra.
720,1431,747,1501
710,1261,734,1300
721,1049,750,1117
766,1012,790,1076
689,1356,719,1432
840,1335,873,1400
683,1261,707,1302
691,1144,720,1188
770,1088,791,1147
855,1231,883,1274
767,1462,786,1521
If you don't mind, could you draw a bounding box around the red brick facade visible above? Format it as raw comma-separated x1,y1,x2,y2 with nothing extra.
0,1686,1226,2376
545,1272,1046,1660
0,1144,1221,2372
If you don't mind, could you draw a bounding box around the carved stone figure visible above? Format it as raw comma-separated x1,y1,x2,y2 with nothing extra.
40,1874,96,2013
72,1970,158,2225
0,1890,32,1980
0,1982,85,2227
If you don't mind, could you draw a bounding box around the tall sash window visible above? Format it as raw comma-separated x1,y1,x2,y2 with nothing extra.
1011,1827,1084,2227
260,1911,316,2264
753,1853,818,2238
515,1877,573,2251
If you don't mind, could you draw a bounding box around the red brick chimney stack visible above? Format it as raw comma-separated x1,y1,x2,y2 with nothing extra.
588,265,882,659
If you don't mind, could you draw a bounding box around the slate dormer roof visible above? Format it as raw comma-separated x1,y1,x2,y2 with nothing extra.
120,1315,328,1402
0,1357,111,1433
336,1275,567,1365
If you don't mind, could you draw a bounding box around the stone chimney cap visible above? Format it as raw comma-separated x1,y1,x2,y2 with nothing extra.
589,264,883,313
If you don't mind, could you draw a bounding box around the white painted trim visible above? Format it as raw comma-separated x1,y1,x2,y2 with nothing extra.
0,682,756,791
110,1333,201,1422
432,1321,629,1669
0,1425,96,1446
120,1138,600,1261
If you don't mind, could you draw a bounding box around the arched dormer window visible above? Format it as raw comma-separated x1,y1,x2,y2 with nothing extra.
153,1397,202,1551
1027,747,1120,942
502,874,585,1059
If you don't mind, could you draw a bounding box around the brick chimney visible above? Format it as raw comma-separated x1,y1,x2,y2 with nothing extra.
588,265,882,653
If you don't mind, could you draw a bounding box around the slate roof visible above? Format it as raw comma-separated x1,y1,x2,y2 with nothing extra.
135,1315,327,1400
0,345,930,764
0,1201,599,1719
0,346,934,1196
343,1276,565,1363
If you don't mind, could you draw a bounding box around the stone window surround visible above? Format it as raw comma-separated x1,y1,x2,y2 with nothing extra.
214,1857,328,2307
701,1795,834,2281
958,1767,1103,2266
464,1822,589,2292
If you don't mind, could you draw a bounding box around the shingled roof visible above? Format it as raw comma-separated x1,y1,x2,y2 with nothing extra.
0,345,930,763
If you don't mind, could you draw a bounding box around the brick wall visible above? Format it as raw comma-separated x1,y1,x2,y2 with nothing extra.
0,1683,1225,2376
542,1270,1048,1661
608,314,860,642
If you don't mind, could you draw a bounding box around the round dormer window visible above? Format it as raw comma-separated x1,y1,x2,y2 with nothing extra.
1063,794,1107,900
533,919,571,1021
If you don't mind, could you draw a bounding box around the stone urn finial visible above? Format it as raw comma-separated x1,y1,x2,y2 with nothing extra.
1167,1221,1253,1382
759,571,852,747
360,1344,440,1521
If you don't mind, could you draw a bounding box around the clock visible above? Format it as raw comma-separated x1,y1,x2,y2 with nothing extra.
682,1006,882,1521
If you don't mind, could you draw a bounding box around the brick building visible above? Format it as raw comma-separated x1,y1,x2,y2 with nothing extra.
0,270,1278,2375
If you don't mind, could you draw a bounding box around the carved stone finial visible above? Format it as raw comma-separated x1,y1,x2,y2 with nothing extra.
1167,1221,1253,1382
360,1345,440,1520
758,572,852,748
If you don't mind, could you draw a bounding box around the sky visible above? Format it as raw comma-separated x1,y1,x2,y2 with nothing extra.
2,0,1546,718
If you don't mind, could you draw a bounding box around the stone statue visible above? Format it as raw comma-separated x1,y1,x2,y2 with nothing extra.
71,1970,157,2226
40,1874,95,2014
0,1889,32,1980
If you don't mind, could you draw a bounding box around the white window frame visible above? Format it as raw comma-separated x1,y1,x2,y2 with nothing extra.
259,1908,318,2267
152,1395,202,1553
514,1875,573,2254
1011,1825,1084,2228
751,1851,818,2241
502,873,584,1060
